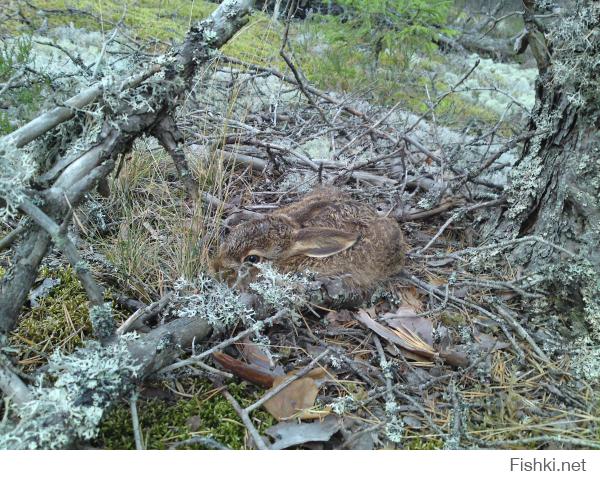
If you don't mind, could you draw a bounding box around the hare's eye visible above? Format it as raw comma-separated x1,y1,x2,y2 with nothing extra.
243,254,260,264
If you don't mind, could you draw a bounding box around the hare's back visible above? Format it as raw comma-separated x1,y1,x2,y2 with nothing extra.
278,188,378,229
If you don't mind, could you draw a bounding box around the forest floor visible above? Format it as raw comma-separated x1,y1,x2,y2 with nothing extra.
1,1,599,449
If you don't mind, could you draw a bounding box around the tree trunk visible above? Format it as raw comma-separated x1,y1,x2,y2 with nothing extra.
489,1,600,333
492,0,600,266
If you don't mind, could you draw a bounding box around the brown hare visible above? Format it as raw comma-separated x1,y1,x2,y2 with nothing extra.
211,187,404,302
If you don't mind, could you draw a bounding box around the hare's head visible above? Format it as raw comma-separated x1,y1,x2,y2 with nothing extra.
211,213,359,288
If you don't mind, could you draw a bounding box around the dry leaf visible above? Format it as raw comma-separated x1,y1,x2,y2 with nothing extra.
237,335,285,377
355,309,469,368
397,286,423,311
325,309,354,326
426,257,456,267
474,330,510,352
381,306,434,346
264,367,329,421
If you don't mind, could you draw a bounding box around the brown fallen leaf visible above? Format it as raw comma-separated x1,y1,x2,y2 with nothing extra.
264,367,330,421
355,309,469,368
213,352,277,388
381,306,434,346
397,286,424,312
325,309,354,326
474,330,510,352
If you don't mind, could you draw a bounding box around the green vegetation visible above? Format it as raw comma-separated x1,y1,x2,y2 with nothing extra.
405,437,444,449
0,36,47,134
291,4,503,127
10,266,93,365
10,0,215,41
11,1,283,61
90,144,229,301
0,0,499,135
97,379,274,449
9,266,126,369
334,0,453,60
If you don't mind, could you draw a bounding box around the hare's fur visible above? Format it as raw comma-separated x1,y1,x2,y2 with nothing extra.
212,187,404,296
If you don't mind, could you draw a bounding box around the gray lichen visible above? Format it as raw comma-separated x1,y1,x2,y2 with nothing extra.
384,416,405,444
547,260,600,339
168,275,254,331
0,334,141,449
330,395,359,415
248,263,310,311
570,336,600,382
0,138,37,222
89,302,116,340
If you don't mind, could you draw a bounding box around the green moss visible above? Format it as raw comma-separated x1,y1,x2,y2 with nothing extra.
291,15,501,129
404,437,444,449
9,266,126,367
8,1,215,41
97,379,274,449
10,267,93,357
439,311,468,327
10,0,283,63
221,14,284,67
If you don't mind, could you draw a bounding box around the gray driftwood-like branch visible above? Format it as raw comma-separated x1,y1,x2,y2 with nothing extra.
0,314,213,449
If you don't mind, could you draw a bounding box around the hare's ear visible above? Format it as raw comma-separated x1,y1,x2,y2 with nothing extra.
289,228,359,258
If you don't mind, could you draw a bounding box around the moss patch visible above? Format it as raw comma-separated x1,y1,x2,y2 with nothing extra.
9,0,215,41
9,266,126,369
96,379,274,449
404,436,444,449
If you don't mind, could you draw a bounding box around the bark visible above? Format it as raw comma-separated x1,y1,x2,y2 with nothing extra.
0,314,213,449
488,1,600,336
490,1,600,268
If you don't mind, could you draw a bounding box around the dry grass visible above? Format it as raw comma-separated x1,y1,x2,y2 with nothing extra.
80,137,235,302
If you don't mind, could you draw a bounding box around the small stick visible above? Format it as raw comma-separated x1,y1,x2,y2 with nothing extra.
340,422,384,449
478,435,600,449
415,235,579,260
279,0,331,127
129,392,144,450
0,353,32,405
496,305,549,362
373,337,394,405
18,198,107,311
445,383,464,450
159,310,288,374
0,223,25,252
407,275,549,362
417,198,507,254
220,388,269,450
116,293,172,335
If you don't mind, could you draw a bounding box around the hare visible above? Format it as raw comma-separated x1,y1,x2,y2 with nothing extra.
211,187,404,302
